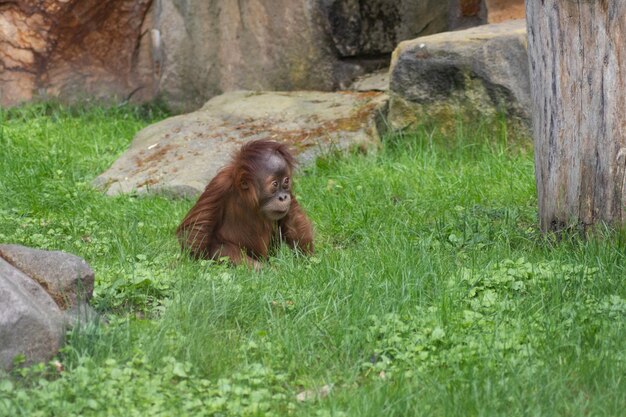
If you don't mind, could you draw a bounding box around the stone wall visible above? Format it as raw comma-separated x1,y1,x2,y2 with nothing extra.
1,0,450,110
0,0,156,107
154,0,451,111
1,0,524,110
486,0,525,23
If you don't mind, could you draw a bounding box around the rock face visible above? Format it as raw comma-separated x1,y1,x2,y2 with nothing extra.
388,19,530,129
322,0,449,57
93,90,388,197
1,0,448,110
156,0,449,111
0,245,95,370
1,1,526,111
0,0,156,107
486,0,525,23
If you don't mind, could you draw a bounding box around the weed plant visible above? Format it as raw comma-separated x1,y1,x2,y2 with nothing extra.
0,104,624,416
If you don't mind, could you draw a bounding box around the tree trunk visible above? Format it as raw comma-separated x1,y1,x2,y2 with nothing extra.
526,0,626,232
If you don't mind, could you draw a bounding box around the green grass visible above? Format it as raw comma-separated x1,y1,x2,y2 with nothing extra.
0,104,624,417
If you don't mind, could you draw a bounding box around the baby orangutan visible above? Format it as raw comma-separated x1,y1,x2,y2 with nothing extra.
176,139,313,268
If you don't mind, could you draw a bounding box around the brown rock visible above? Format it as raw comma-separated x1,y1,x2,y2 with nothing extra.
1,0,451,110
448,0,487,30
0,0,156,107
486,0,525,23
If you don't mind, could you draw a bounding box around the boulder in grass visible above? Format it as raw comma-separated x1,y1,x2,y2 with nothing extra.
0,245,97,370
0,257,65,370
93,90,388,198
388,19,530,129
0,244,94,310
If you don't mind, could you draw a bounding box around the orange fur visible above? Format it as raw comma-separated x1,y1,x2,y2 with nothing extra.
176,140,313,266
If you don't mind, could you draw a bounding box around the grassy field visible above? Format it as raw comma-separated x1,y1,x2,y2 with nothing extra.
0,104,624,417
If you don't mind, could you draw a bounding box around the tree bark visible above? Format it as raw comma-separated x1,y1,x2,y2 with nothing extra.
526,0,626,232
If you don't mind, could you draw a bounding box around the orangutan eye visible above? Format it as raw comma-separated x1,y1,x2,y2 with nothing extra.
271,180,279,189
284,177,290,186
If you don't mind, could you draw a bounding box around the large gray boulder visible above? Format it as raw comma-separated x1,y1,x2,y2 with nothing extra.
0,0,155,108
388,19,530,129
0,257,65,369
485,0,525,23
0,245,94,310
0,245,97,370
94,90,387,198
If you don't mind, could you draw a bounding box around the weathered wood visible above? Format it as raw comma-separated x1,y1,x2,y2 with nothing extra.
526,0,626,232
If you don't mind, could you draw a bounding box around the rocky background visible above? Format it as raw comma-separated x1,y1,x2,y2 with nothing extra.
1,0,524,111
